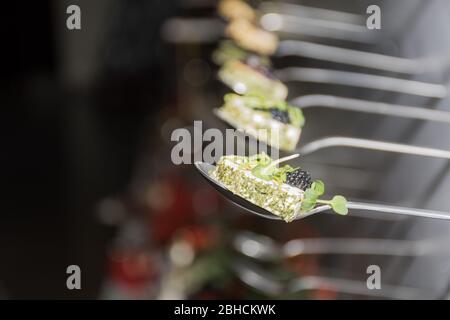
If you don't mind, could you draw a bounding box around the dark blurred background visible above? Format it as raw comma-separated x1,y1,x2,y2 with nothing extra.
1,0,180,298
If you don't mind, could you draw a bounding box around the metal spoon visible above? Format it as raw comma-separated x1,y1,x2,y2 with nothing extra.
167,0,371,41
163,2,450,75
274,40,450,75
258,2,449,72
259,11,369,43
290,94,450,123
296,136,450,160
161,16,370,44
232,260,436,299
214,93,450,135
258,1,364,24
161,18,450,76
233,231,441,260
194,160,450,221
275,67,447,98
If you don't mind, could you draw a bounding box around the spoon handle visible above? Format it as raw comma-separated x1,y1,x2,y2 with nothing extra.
277,40,424,74
298,136,450,160
276,67,447,98
347,201,450,220
291,94,450,123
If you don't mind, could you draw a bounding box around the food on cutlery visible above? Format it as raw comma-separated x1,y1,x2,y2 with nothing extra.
218,0,256,22
218,59,288,100
226,19,278,56
210,153,348,222
215,93,304,151
212,40,272,67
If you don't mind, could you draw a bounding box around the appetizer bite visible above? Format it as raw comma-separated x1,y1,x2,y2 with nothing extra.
210,153,348,222
226,19,278,56
218,59,288,100
218,0,256,22
212,40,271,67
216,93,304,151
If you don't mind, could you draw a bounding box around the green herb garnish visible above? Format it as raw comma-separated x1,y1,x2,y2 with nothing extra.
251,154,299,181
327,196,349,215
288,107,305,128
272,164,296,184
213,41,272,66
212,41,248,66
248,153,272,166
301,180,348,215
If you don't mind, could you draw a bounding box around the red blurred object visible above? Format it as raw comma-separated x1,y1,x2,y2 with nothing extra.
284,255,320,277
108,249,158,289
312,286,338,300
149,175,197,245
179,225,217,251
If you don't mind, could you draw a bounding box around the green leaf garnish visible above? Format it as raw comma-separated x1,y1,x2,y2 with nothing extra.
212,41,251,66
272,100,288,111
301,188,319,212
251,154,299,181
329,195,348,215
272,165,295,184
301,180,348,215
251,164,276,181
311,180,325,196
287,107,305,128
301,183,319,211
248,152,272,166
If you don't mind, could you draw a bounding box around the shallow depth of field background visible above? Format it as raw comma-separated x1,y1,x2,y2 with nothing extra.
1,0,450,299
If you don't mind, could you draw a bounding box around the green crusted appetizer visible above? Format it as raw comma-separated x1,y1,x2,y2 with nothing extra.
218,59,288,100
213,41,249,66
216,93,305,151
210,153,348,222
212,40,271,67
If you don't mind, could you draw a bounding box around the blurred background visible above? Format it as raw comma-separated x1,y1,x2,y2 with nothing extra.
2,0,450,299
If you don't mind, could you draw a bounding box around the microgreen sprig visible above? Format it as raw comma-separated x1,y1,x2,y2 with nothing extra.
301,180,348,215
251,154,299,181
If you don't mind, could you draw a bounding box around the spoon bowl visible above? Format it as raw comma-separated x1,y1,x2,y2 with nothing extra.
194,161,329,221
194,161,281,220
